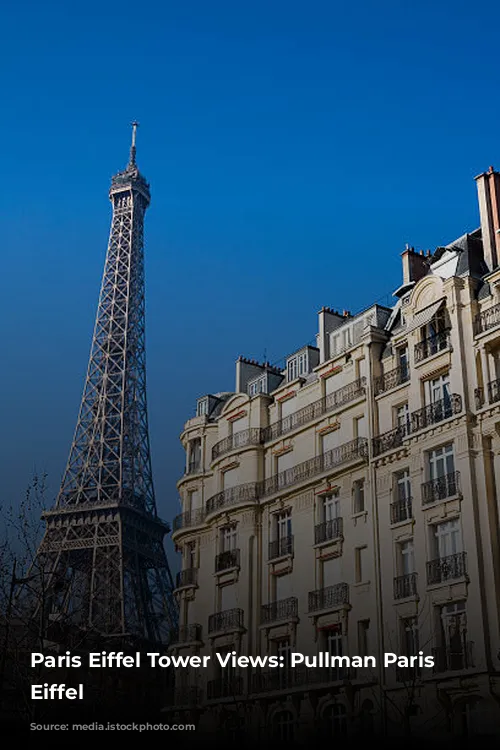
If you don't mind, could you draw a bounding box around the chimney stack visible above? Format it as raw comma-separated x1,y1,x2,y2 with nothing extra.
475,165,500,272
400,246,429,286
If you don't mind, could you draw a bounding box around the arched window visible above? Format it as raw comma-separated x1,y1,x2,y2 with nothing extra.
322,702,348,736
272,710,295,741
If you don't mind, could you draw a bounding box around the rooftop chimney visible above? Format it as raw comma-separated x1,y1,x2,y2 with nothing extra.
475,165,500,272
400,246,429,287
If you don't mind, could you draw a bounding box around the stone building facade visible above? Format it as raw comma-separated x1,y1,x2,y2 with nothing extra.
166,166,500,741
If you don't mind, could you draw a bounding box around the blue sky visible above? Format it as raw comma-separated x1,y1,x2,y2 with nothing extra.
0,0,498,563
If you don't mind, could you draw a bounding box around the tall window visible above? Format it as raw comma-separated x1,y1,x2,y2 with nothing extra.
428,443,455,481
399,539,415,575
396,403,410,430
434,518,462,559
196,398,208,417
398,346,409,378
188,438,201,472
322,703,348,736
220,525,237,552
358,620,370,657
185,541,197,569
298,351,308,376
401,617,419,656
275,509,292,541
439,601,468,670
355,415,366,438
395,469,411,501
287,358,298,381
272,711,295,741
355,546,368,582
427,373,450,406
353,479,365,513
324,625,344,680
322,493,340,522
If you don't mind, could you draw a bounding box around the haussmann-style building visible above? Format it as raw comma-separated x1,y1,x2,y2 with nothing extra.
165,165,500,742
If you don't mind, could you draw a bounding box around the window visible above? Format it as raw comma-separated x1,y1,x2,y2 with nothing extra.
322,703,348,735
322,429,339,454
287,358,298,382
398,346,409,378
188,438,201,473
322,493,340,522
298,351,308,376
399,539,415,575
275,573,292,601
358,620,370,657
187,488,200,512
275,509,292,541
343,327,353,350
185,541,197,569
276,637,291,667
272,711,295,741
356,358,366,380
355,415,367,438
324,625,344,680
396,403,410,430
355,546,368,582
322,557,340,588
353,479,365,513
438,601,469,670
219,583,237,611
402,616,419,656
249,378,265,397
220,525,237,552
196,398,208,417
395,469,411,501
426,373,450,406
434,519,462,559
428,443,455,481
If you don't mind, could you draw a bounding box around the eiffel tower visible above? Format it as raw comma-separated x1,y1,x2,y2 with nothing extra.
25,125,178,645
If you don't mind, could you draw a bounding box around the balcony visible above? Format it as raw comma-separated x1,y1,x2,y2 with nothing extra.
261,378,366,442
215,549,240,572
308,583,349,612
395,665,421,684
269,535,293,560
208,608,244,635
474,302,500,335
373,424,408,457
414,329,451,363
205,439,368,515
207,676,244,700
374,365,410,396
175,568,198,589
314,517,343,545
261,597,298,625
174,686,202,706
426,552,467,585
170,623,202,645
411,394,462,432
258,438,369,498
212,428,263,461
432,641,474,673
422,471,460,505
393,573,418,600
173,508,206,532
390,497,413,524
206,482,259,516
488,378,500,405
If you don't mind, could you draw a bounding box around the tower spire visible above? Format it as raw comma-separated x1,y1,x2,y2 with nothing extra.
129,120,139,167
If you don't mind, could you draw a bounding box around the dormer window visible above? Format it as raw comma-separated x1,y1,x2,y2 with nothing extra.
248,376,266,397
196,398,208,417
286,347,319,382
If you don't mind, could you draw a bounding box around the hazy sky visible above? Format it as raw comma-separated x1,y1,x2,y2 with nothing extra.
1,0,498,566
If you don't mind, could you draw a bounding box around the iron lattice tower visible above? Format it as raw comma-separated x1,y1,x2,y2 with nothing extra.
28,125,178,643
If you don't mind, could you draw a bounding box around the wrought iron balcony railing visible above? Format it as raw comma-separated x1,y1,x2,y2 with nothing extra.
205,439,368,516
207,676,244,700
475,302,500,334
395,665,421,684
431,641,474,673
206,482,259,515
268,535,293,560
426,552,467,585
372,424,408,457
393,572,418,600
411,394,462,432
173,507,206,532
314,517,343,545
215,549,240,572
170,623,202,644
374,365,410,396
422,471,460,505
261,596,298,625
414,329,451,363
488,378,500,405
175,568,198,588
208,608,244,634
174,686,202,706
212,428,263,461
308,583,349,612
257,438,369,498
390,497,413,524
261,379,366,442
